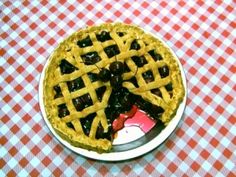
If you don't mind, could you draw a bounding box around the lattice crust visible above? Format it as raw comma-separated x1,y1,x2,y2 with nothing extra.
43,23,185,152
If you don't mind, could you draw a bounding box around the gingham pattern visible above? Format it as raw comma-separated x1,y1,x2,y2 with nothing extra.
0,0,235,176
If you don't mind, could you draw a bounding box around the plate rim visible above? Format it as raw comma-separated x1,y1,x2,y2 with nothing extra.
38,27,187,161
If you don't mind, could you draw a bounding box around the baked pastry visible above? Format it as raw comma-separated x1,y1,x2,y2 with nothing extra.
43,23,185,152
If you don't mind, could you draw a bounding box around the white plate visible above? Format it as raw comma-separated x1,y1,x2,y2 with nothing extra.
39,29,187,161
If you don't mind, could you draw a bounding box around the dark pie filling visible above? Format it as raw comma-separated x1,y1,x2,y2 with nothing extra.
165,83,173,98
67,77,85,92
123,62,131,72
60,59,78,74
135,95,165,119
88,72,99,82
117,32,125,37
165,83,173,91
96,122,113,140
148,50,163,61
142,70,154,83
96,31,112,42
132,56,147,67
58,104,70,118
54,85,62,98
77,36,93,48
81,52,101,65
127,77,139,88
104,45,120,58
158,65,169,78
107,88,134,115
95,86,106,101
151,88,163,98
73,93,93,111
66,122,75,130
130,40,140,50
57,38,168,140
80,113,96,136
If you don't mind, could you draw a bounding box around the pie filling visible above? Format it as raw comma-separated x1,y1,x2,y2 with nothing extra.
45,23,185,152
56,32,173,141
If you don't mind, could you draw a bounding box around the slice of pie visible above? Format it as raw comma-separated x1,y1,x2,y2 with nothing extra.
43,23,185,152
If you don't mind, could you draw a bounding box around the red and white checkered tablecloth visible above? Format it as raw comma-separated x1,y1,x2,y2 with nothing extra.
1,0,236,176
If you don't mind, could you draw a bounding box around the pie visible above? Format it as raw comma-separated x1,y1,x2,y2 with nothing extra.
43,23,185,153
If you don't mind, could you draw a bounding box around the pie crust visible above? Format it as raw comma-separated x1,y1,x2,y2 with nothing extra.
43,23,185,152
